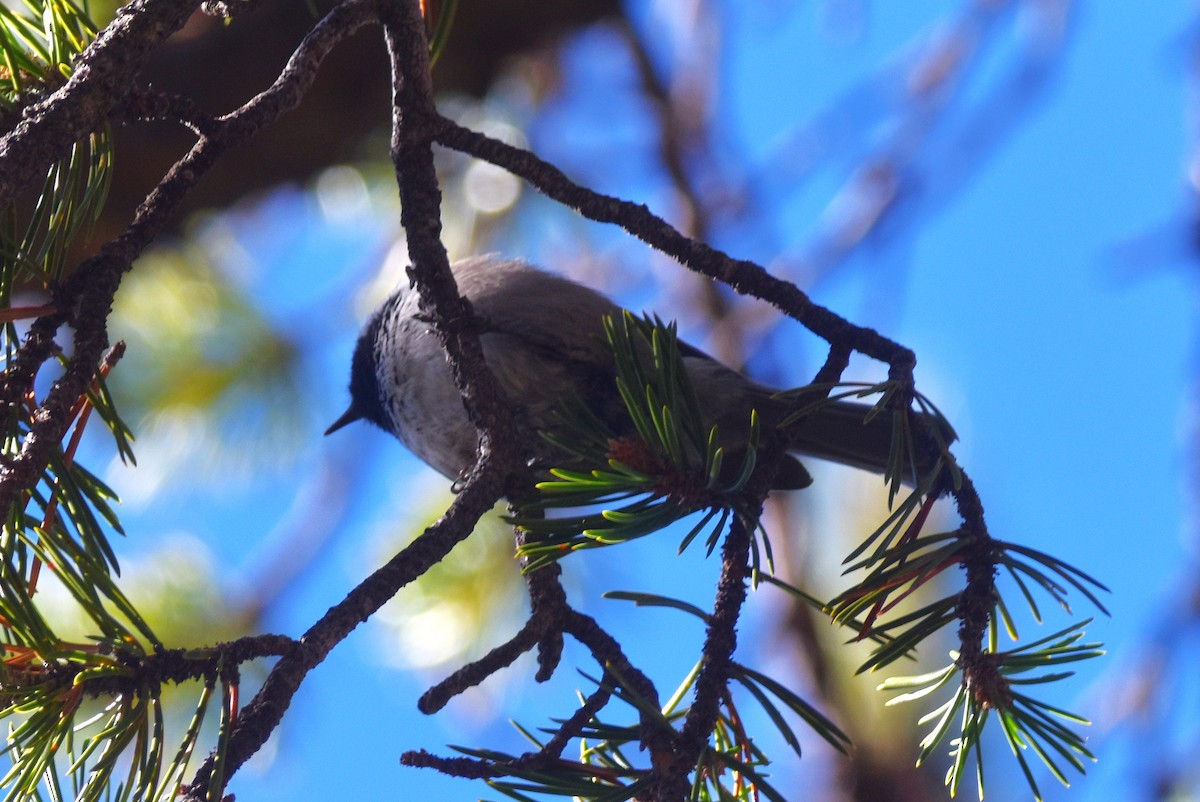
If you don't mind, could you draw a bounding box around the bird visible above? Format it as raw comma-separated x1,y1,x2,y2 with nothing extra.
326,254,942,490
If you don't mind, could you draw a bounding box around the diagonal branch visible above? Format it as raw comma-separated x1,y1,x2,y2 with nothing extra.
0,0,381,534
432,118,917,378
0,0,202,206
182,459,510,798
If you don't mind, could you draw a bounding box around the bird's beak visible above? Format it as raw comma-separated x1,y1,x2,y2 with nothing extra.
324,404,363,436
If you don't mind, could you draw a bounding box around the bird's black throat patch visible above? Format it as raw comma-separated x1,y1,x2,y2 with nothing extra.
348,306,392,431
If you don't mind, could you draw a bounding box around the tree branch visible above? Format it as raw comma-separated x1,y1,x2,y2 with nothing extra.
432,118,917,377
182,460,509,798
0,0,380,560
0,0,202,206
381,1,528,489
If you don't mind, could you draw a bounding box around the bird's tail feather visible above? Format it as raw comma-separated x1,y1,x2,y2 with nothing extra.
785,399,955,483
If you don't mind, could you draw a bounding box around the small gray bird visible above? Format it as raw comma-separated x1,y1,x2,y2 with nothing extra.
326,255,927,490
